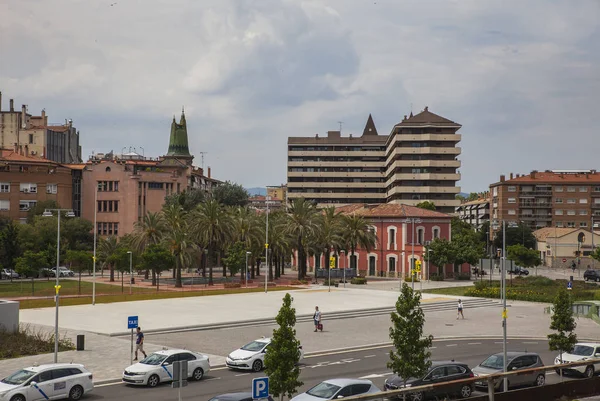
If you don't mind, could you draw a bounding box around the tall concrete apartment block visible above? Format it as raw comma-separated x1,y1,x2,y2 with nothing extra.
489,170,600,238
287,107,462,214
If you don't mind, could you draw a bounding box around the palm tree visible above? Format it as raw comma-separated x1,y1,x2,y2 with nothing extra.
341,214,377,270
193,200,235,286
266,211,291,280
233,206,263,279
132,212,166,284
284,198,320,279
162,204,195,288
316,207,344,269
97,236,119,282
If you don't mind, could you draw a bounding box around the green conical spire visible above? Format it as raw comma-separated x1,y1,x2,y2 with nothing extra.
167,109,191,157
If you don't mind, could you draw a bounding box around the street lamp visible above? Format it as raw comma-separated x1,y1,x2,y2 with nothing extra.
245,251,251,288
127,251,133,295
265,194,271,294
404,218,422,290
42,208,75,363
92,182,100,305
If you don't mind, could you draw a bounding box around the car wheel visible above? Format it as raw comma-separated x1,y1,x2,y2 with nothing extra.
534,374,545,387
460,384,472,398
584,365,595,378
410,392,424,401
69,385,84,401
192,367,204,381
10,394,25,401
252,360,263,372
147,374,160,387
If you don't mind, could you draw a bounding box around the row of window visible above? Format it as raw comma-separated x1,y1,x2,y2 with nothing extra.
0,183,58,194
506,186,600,193
556,222,589,228
555,210,589,216
387,227,440,249
98,181,119,192
508,197,591,204
97,200,119,213
97,222,119,236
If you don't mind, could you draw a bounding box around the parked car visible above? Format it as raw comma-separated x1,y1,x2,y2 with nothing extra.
384,361,474,400
290,378,380,401
472,351,545,391
554,343,600,378
51,267,75,277
0,363,93,401
1,269,19,279
226,337,304,372
122,349,210,387
508,266,529,276
209,393,274,401
584,269,600,282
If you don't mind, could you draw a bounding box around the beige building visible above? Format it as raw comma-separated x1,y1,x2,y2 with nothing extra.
266,184,287,204
534,227,600,268
286,108,462,213
0,92,81,163
455,195,491,230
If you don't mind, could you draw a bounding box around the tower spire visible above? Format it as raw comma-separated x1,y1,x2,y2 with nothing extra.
167,108,191,159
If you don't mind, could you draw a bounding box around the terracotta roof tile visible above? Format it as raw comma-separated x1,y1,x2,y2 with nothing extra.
335,203,450,219
0,148,53,163
395,107,461,127
495,171,600,185
533,227,578,241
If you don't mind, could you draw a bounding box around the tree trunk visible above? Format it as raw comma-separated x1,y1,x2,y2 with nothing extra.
208,248,214,286
31,277,34,296
268,254,273,281
145,269,149,279
78,272,82,295
220,252,226,278
175,257,183,288
256,260,261,276
281,257,285,276
156,269,160,292
251,257,255,279
151,270,156,286
172,266,176,279
297,236,304,280
202,252,206,278
110,264,115,282
121,271,124,293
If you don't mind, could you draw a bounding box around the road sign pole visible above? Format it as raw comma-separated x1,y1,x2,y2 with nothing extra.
127,315,138,366
130,328,133,366
178,362,182,401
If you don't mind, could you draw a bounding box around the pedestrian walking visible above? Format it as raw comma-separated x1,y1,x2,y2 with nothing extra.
313,306,322,332
457,299,464,320
134,326,147,360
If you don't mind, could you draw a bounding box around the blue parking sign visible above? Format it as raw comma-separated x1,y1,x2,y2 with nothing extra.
128,316,138,329
252,377,269,400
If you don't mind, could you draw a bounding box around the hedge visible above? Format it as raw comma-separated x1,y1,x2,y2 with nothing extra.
351,277,368,285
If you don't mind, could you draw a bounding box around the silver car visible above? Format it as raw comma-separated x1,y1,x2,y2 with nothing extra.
291,378,380,401
472,352,545,391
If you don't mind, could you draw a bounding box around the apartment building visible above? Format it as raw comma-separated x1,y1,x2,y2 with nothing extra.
490,170,600,238
0,147,78,223
286,108,462,213
455,196,490,230
0,92,82,164
81,111,219,237
267,184,287,204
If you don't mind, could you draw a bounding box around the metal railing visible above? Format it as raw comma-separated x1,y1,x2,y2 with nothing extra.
338,359,600,401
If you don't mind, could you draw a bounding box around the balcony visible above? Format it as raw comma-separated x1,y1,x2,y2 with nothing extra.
387,186,461,195
519,203,552,208
521,214,552,221
519,191,552,196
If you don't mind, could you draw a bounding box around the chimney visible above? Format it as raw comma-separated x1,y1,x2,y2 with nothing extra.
424,106,429,112
207,167,211,179
510,173,513,180
500,175,505,182
21,105,26,128
531,170,537,179
403,115,407,121
10,98,14,112
0,91,2,111
41,109,46,124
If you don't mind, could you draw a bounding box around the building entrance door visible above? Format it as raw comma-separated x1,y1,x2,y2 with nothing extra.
369,256,376,276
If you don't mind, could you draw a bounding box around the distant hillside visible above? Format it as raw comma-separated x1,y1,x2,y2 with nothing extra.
246,187,267,196
458,192,469,198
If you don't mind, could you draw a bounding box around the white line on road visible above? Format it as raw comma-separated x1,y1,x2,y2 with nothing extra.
468,342,482,345
205,377,222,381
494,342,507,344
95,382,123,388
446,344,458,347
364,355,376,358
235,373,250,377
522,341,538,344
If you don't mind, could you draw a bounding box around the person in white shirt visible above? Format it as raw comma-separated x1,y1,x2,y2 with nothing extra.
313,306,322,332
457,299,464,320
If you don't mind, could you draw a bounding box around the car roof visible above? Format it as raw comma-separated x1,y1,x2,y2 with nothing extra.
574,342,600,347
152,349,196,356
253,337,271,343
322,378,372,386
492,351,539,358
22,363,85,372
210,393,253,401
431,360,469,367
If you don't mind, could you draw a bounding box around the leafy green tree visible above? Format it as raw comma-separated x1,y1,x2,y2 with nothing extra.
0,223,20,271
590,246,600,264
62,217,94,251
493,222,536,249
315,207,343,270
341,214,377,271
213,181,249,207
284,198,320,279
467,192,480,201
98,236,119,281
110,247,136,293
14,250,50,295
164,188,206,212
223,241,247,277
140,244,175,291
132,212,166,283
26,200,60,224
65,250,93,294
425,238,455,276
507,244,542,268
388,284,433,400
548,288,577,377
416,201,436,211
264,293,303,401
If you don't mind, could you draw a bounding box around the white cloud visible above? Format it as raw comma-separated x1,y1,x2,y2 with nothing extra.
0,0,598,191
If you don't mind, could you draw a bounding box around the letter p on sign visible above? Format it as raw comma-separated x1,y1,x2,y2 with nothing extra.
252,377,269,400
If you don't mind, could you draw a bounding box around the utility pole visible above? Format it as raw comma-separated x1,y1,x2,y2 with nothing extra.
502,220,508,392
265,194,270,294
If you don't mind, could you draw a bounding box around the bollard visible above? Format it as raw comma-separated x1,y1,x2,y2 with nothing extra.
487,376,495,401
76,334,85,351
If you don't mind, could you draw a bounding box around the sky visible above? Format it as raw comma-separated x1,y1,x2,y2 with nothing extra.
1,0,599,192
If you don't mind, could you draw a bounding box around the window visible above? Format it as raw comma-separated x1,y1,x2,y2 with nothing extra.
567,210,576,216
594,186,600,192
46,184,57,194
567,222,576,228
97,200,119,213
0,182,9,193
555,210,563,215
508,210,516,215
433,228,440,239
388,257,396,272
427,367,446,380
493,187,498,196
555,187,563,192
556,222,564,228
389,228,396,249
580,210,588,215
580,187,588,192
28,134,34,144
580,199,588,204
508,198,516,203
19,183,37,193
447,365,466,375
19,200,37,211
581,222,588,227
555,198,563,204
52,369,76,379
417,228,424,245
98,181,119,192
567,186,576,192
507,186,516,192
0,200,9,211
567,199,576,204
178,353,197,362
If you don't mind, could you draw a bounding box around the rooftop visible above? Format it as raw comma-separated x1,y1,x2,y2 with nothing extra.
394,106,461,128
493,170,600,185
335,203,450,219
0,148,54,163
533,227,578,241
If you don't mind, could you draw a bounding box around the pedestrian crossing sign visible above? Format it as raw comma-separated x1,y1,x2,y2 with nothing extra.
415,260,422,273
329,257,335,269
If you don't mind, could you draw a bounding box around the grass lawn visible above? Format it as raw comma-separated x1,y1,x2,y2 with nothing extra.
0,279,159,298
425,276,600,303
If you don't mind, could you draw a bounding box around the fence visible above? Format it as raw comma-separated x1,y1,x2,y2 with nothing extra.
315,268,357,279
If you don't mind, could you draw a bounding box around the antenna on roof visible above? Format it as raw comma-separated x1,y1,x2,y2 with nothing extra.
338,121,343,132
198,152,208,170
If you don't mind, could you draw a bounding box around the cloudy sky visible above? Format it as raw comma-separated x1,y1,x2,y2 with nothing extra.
1,0,599,192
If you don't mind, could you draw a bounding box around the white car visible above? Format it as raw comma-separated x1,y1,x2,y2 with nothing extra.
122,349,210,387
226,337,304,372
51,267,74,278
1,269,19,279
554,342,600,378
291,378,380,401
0,363,93,401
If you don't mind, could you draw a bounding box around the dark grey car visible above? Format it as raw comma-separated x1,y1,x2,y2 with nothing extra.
472,352,545,391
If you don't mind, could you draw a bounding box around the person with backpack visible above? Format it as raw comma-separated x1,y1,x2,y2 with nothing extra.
313,306,322,332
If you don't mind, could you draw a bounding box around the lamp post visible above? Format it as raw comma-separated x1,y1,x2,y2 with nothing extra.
127,251,133,295
92,182,99,305
502,220,508,392
592,216,596,269
404,218,422,290
399,251,405,291
245,251,251,288
265,194,270,294
43,208,75,363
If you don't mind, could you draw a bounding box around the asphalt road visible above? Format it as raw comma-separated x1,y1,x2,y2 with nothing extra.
88,339,572,401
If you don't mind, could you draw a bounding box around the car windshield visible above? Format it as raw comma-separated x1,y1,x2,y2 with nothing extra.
1,369,36,385
571,345,594,356
140,353,167,365
306,382,342,399
480,355,505,369
241,341,267,352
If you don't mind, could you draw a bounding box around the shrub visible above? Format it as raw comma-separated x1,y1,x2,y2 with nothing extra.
429,273,444,281
404,276,420,282
224,283,241,289
0,325,74,360
290,280,308,285
454,272,472,280
322,279,337,286
351,277,368,285
522,276,555,287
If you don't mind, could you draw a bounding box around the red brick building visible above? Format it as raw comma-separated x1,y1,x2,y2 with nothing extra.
304,204,462,278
